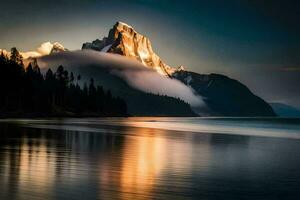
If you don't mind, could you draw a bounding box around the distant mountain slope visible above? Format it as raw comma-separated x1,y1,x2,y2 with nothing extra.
173,71,276,116
270,103,300,117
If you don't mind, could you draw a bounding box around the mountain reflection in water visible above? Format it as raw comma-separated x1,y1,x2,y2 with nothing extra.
0,118,300,200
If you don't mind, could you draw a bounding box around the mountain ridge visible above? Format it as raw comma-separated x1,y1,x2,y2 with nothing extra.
173,71,276,116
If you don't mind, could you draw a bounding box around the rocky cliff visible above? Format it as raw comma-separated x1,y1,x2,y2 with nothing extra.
82,22,179,76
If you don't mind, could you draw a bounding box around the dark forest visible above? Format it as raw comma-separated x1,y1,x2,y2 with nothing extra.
0,48,127,117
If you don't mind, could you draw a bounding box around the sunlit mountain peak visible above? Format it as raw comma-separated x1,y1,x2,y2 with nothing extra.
82,22,184,76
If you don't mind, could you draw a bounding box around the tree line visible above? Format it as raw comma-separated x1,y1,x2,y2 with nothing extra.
0,48,127,117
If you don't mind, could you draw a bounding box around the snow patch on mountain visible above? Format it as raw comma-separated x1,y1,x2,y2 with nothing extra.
101,44,112,52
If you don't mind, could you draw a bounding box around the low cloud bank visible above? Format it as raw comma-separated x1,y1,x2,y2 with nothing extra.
39,50,204,107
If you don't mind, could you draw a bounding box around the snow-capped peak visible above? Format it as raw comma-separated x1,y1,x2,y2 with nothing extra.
116,21,133,29
51,42,66,53
1,41,66,60
1,42,66,67
82,22,184,76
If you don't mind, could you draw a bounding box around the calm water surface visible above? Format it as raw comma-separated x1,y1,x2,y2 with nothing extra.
0,117,300,200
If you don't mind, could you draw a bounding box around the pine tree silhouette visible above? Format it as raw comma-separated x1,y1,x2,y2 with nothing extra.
0,47,128,117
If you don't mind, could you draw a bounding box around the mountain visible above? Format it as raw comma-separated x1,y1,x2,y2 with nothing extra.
270,103,300,117
0,42,66,60
82,22,180,76
82,22,276,117
173,71,276,116
50,42,66,54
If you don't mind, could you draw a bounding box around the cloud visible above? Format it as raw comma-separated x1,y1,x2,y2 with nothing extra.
39,50,204,107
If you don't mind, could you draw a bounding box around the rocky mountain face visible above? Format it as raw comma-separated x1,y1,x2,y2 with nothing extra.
82,22,179,76
50,42,66,54
82,22,276,116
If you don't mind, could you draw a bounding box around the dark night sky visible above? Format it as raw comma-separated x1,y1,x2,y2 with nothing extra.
1,0,300,107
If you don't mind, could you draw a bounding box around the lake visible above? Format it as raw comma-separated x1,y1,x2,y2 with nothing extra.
0,117,300,200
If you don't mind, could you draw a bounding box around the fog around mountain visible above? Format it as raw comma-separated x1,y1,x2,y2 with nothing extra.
39,50,204,107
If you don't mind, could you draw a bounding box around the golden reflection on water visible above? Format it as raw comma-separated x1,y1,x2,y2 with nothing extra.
0,121,212,200
18,138,55,192
1,135,56,200
120,129,167,199
97,126,212,199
